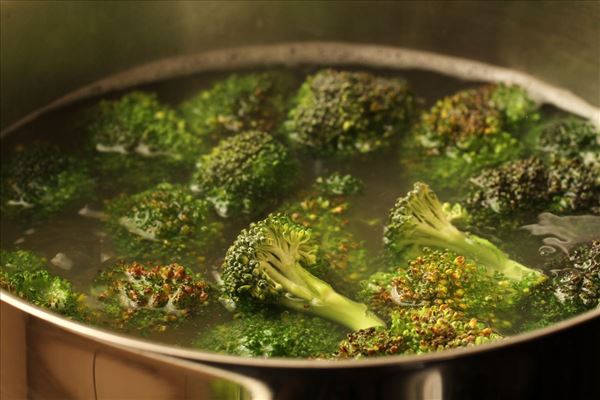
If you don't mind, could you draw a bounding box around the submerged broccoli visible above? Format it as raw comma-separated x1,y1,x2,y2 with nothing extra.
1,144,92,220
92,261,211,332
105,183,222,265
280,173,368,296
359,249,519,329
335,304,501,358
528,117,600,170
285,69,418,157
0,250,81,315
86,91,203,192
220,213,384,331
179,72,292,140
384,182,540,281
466,156,599,231
191,131,298,217
195,310,343,358
403,84,538,192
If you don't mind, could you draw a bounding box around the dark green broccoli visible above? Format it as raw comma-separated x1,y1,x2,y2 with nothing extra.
285,69,418,157
280,173,369,296
191,131,298,217
92,261,211,332
335,326,405,359
403,84,538,192
195,310,343,358
179,72,292,140
1,250,82,315
335,304,501,358
528,117,599,170
359,249,520,330
384,182,541,281
466,156,599,231
105,183,222,265
1,144,92,220
220,213,384,331
85,91,203,193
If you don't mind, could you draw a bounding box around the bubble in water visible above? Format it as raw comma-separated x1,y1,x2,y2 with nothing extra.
538,245,557,257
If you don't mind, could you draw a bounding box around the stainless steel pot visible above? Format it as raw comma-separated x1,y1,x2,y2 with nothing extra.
1,2,599,399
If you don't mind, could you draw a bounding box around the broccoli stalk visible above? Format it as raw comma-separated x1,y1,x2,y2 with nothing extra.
221,214,384,331
384,182,541,281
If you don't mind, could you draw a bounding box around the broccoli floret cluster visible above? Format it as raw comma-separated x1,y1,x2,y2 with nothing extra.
281,173,369,295
220,213,384,330
191,131,298,217
467,156,599,230
384,182,539,281
179,72,292,140
85,92,203,192
335,304,501,358
195,311,343,358
1,250,81,315
93,261,211,332
359,249,520,330
1,144,92,220
285,69,418,157
530,117,599,170
106,183,221,265
404,84,538,192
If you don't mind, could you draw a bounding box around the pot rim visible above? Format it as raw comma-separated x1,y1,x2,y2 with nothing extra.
3,290,599,369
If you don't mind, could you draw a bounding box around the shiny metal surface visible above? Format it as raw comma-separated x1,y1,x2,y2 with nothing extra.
1,2,600,399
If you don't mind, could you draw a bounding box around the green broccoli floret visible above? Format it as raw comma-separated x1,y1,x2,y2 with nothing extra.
179,72,292,140
0,250,82,315
384,182,541,281
92,261,211,333
466,156,599,231
529,117,600,170
285,69,418,157
1,144,92,220
85,91,203,193
403,84,538,192
359,249,520,330
280,173,369,296
220,213,384,331
191,131,298,217
335,304,501,358
105,183,222,265
389,304,501,354
335,326,405,359
195,310,343,358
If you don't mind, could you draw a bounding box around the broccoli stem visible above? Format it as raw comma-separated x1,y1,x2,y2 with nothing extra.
281,284,385,331
260,254,385,331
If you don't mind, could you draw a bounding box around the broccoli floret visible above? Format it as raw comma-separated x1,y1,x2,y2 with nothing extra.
389,304,501,354
384,182,540,281
220,213,384,331
336,326,405,359
466,156,599,231
359,249,521,330
285,69,418,157
86,92,203,193
0,250,82,315
403,84,538,192
335,304,501,358
529,117,600,170
1,144,92,220
92,261,211,332
280,173,369,296
191,131,298,217
195,310,343,358
105,183,222,265
179,72,292,140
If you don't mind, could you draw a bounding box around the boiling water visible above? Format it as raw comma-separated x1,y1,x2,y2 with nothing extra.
1,44,598,348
